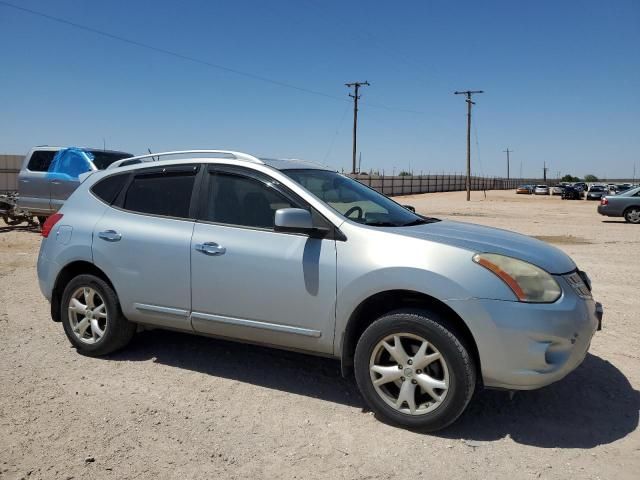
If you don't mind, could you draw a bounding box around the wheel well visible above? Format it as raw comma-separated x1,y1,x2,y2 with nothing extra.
50,261,114,322
623,205,640,214
340,290,481,382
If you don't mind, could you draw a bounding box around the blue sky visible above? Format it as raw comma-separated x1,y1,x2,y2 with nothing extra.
1,0,638,178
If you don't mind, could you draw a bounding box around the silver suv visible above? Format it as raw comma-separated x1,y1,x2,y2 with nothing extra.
37,150,602,431
17,146,131,221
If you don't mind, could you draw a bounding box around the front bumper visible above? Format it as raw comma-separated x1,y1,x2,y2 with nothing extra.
445,286,601,391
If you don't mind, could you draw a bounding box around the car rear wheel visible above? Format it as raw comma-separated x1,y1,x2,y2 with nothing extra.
624,207,640,224
354,309,476,431
60,274,136,356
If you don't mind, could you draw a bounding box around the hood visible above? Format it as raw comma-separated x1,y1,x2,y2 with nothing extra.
391,220,576,274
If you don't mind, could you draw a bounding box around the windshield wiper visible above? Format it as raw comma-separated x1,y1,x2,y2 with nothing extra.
364,221,401,227
401,219,429,226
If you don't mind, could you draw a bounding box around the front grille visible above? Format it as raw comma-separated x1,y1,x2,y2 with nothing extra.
565,271,592,299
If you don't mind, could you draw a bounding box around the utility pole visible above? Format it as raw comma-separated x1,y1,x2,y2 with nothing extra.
503,148,513,179
345,81,370,174
543,161,549,182
454,90,484,201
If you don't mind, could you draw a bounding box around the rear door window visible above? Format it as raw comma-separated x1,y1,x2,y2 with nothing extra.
27,150,56,172
122,165,199,219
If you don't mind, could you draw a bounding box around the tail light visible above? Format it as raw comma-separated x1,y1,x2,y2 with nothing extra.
41,213,63,238
600,197,608,206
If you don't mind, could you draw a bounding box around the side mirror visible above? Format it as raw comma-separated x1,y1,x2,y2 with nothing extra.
274,208,316,235
402,205,416,213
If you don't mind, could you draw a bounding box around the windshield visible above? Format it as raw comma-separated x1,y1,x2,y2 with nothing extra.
283,169,429,226
88,151,132,170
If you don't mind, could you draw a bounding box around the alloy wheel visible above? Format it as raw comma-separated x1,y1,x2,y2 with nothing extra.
67,287,108,344
626,208,640,224
369,333,449,415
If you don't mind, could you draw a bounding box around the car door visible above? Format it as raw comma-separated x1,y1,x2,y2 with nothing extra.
92,164,201,331
17,149,57,214
190,165,337,354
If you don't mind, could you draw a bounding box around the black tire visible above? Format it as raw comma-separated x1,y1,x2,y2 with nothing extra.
37,216,48,226
354,309,476,431
60,274,136,356
623,207,640,224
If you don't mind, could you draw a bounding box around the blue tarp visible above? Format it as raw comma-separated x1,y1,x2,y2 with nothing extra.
47,147,94,180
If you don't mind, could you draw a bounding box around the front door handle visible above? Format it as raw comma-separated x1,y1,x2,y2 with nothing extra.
195,242,226,256
98,230,122,242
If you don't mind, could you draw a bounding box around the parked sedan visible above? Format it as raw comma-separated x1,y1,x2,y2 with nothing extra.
598,187,640,223
534,185,550,195
551,186,564,196
516,185,532,194
586,185,607,201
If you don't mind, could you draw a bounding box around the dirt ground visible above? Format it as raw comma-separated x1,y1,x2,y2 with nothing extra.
1,190,638,480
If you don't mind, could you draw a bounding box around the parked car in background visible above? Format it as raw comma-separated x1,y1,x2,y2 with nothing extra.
551,185,564,196
36,149,602,431
574,182,588,192
516,185,533,194
562,185,583,200
534,185,550,195
598,186,640,223
586,185,607,201
616,184,633,194
17,146,132,221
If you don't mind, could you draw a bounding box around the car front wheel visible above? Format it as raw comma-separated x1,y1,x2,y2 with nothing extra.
354,309,476,431
60,274,136,356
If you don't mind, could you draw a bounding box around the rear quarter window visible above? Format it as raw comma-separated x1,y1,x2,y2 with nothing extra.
91,173,129,205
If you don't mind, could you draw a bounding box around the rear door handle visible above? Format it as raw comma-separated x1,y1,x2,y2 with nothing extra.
195,242,226,256
98,230,122,242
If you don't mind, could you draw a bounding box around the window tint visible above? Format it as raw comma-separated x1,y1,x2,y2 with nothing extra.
203,172,296,228
27,150,56,172
91,173,129,205
123,168,197,218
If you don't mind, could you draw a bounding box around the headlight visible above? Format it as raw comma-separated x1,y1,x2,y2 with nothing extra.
473,253,562,303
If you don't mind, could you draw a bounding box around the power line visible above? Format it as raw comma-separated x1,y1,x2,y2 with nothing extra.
322,102,351,164
346,81,370,174
471,116,484,177
0,1,344,101
0,0,423,115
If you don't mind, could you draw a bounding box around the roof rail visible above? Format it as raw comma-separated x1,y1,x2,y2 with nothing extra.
107,150,263,169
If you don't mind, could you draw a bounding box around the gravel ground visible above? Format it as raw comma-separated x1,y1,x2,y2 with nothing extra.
1,190,638,479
